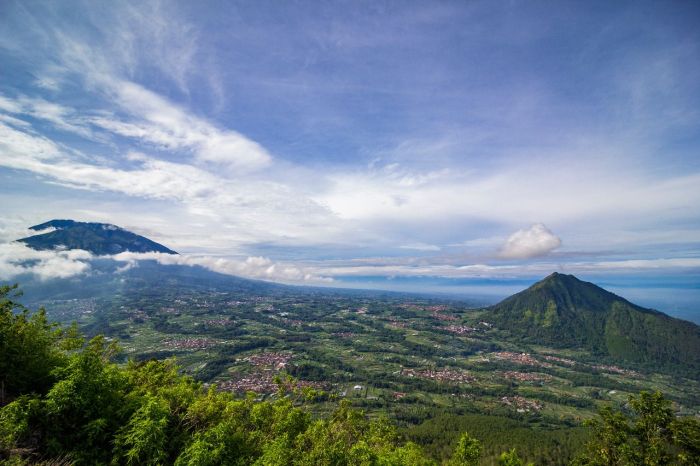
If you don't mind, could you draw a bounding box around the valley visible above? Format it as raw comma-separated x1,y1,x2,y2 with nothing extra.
35,269,700,464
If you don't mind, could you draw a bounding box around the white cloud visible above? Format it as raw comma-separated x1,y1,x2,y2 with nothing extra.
0,121,340,247
399,243,441,251
300,257,700,280
92,81,272,172
0,228,697,285
0,1,270,174
0,94,95,139
319,161,700,229
34,77,61,91
0,242,92,281
0,86,271,173
0,121,63,161
0,239,332,284
498,223,562,259
110,251,333,284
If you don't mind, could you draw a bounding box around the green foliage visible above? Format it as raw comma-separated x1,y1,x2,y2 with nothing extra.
0,290,437,465
575,391,700,465
488,273,700,376
114,395,170,465
42,336,128,463
0,284,74,401
498,449,533,466
407,412,589,465
449,432,481,466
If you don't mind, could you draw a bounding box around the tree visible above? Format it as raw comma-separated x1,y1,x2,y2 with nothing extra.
498,448,533,466
449,432,481,466
574,391,700,465
0,284,74,402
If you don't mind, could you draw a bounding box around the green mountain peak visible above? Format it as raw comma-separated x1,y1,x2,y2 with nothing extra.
488,273,700,375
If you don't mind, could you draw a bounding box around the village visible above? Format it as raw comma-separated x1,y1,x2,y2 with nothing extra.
500,371,552,383
402,367,477,384
217,372,325,394
163,338,218,350
243,351,294,370
500,396,544,412
490,351,554,368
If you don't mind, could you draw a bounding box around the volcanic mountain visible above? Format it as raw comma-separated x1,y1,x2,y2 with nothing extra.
18,220,177,255
488,272,700,374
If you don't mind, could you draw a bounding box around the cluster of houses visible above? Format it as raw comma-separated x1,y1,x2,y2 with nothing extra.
591,364,640,377
500,395,543,412
431,311,458,322
500,371,552,382
199,318,232,326
279,317,304,327
444,324,478,335
491,351,554,368
218,372,324,394
542,354,640,377
387,319,408,329
402,367,476,384
162,338,216,350
541,354,576,366
243,352,293,370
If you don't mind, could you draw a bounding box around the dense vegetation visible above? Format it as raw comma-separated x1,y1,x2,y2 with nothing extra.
407,414,589,465
488,273,700,376
573,391,700,465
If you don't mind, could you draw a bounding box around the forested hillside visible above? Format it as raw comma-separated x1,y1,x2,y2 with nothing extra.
488,273,700,376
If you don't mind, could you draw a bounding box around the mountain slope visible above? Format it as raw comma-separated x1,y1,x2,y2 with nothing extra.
18,220,177,255
487,273,700,374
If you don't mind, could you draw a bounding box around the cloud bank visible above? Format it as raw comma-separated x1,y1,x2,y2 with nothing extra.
111,252,333,284
0,242,331,284
1,239,698,287
0,242,92,280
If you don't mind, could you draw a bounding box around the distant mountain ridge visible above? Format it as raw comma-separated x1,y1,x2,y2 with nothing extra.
18,219,177,255
487,272,700,375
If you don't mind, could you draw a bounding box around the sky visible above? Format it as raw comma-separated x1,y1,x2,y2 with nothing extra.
1,1,699,320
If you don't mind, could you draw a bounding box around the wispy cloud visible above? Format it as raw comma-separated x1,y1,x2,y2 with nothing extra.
0,121,340,249
0,0,699,296
300,257,700,280
0,94,95,139
91,81,272,172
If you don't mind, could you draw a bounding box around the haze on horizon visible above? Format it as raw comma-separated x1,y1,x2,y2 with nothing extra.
1,1,699,320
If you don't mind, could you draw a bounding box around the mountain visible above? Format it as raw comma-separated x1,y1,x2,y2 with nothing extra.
488,272,700,374
18,219,177,255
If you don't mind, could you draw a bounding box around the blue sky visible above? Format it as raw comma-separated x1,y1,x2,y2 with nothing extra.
0,1,699,319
